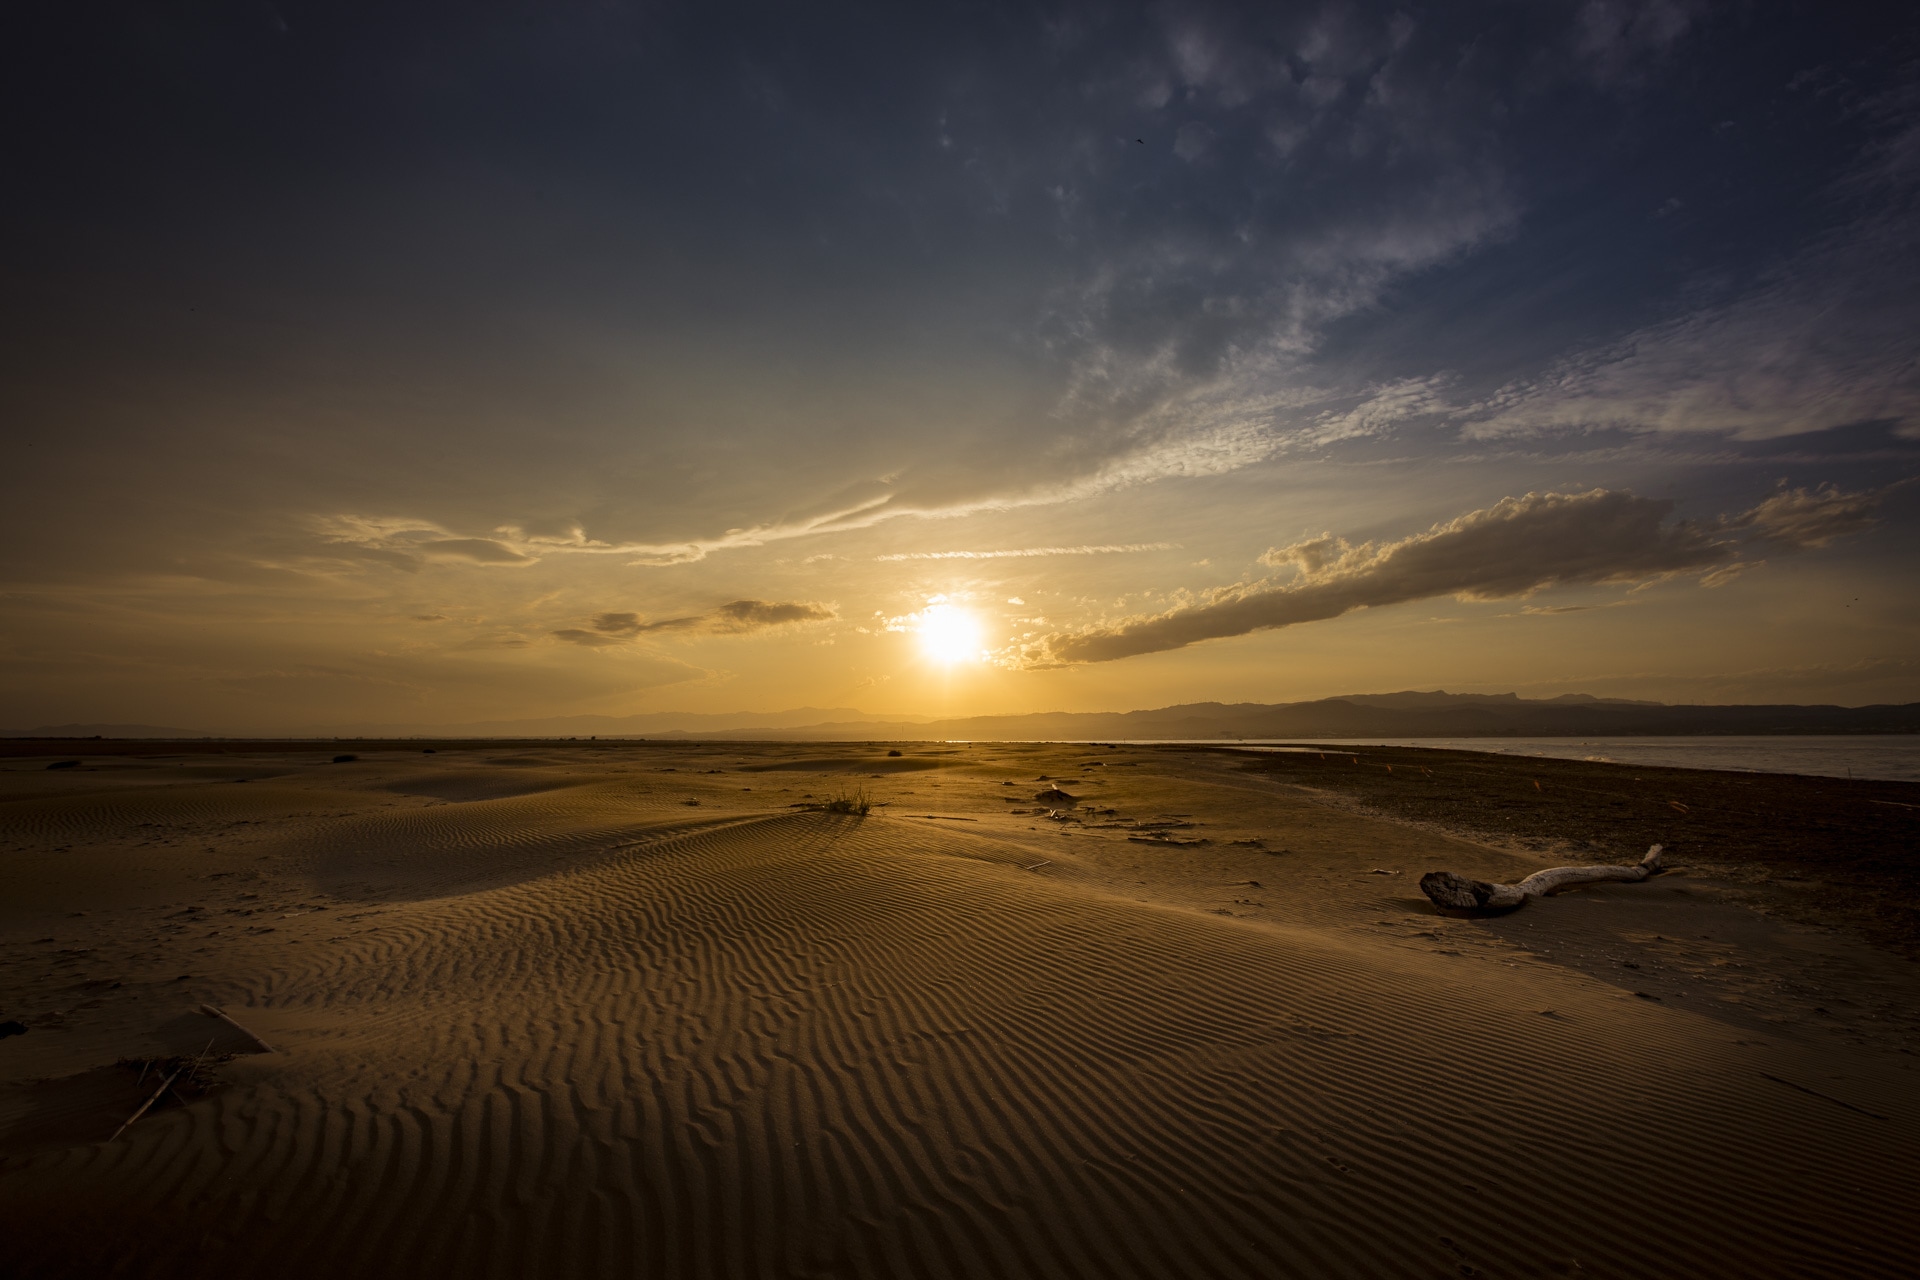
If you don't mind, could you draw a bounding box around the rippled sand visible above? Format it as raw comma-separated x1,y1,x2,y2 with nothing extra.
3,741,1917,1277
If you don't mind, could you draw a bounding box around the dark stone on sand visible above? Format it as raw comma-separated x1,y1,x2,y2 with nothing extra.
1035,788,1078,804
46,760,80,770
887,749,903,757
332,754,358,763
0,1020,27,1038
1420,870,1502,911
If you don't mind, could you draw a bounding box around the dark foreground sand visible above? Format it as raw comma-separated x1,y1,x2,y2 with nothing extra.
2,739,1917,1278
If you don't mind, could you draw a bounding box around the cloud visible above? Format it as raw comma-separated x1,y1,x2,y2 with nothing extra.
876,543,1174,561
1721,479,1910,549
311,517,536,569
1303,376,1457,444
709,599,836,631
1039,489,1735,664
552,599,835,646
1515,603,1605,615
1464,200,1920,442
1573,0,1701,86
1040,477,1908,664
418,538,532,565
548,628,626,649
586,611,698,637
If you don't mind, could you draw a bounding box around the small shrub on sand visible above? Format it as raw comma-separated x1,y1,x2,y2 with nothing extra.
820,787,871,817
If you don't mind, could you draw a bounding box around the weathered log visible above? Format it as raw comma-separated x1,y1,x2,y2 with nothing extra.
200,1002,273,1052
1421,844,1663,912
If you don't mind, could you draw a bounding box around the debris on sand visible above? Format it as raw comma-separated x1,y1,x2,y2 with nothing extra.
107,1044,233,1143
1421,845,1663,912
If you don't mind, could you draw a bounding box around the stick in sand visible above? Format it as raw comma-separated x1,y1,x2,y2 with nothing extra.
200,1003,273,1052
1420,845,1663,912
106,1069,182,1144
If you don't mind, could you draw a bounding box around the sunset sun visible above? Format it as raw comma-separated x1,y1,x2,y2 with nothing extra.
916,603,984,665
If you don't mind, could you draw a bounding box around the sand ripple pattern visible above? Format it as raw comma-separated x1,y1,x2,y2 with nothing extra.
7,813,1918,1278
0,783,344,848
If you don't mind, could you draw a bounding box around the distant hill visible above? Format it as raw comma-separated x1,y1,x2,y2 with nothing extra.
9,692,1917,741
650,692,1920,741
0,723,215,739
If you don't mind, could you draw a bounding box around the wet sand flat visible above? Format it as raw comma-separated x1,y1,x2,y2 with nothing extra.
2,740,1917,1277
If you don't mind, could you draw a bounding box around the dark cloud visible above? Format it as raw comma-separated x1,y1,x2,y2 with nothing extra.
709,600,836,631
1721,480,1909,549
1043,490,1734,663
553,600,834,646
1045,477,1908,663
589,611,698,637
549,629,626,649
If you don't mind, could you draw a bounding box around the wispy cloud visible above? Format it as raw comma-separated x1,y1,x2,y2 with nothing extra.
1721,478,1913,548
1462,208,1920,442
308,517,536,569
552,599,836,647
877,543,1174,561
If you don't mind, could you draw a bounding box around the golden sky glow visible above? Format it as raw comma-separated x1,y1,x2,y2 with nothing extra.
1,6,1916,734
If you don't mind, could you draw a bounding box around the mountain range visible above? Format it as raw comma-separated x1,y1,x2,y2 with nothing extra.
6,692,1917,740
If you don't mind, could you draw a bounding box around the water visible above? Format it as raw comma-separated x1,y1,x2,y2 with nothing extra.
1219,735,1920,783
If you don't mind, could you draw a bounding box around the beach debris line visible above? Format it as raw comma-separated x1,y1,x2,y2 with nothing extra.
1420,845,1664,912
107,1039,230,1143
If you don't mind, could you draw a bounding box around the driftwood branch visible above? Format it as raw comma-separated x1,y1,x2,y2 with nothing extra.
106,1069,181,1144
1421,845,1663,912
200,1003,273,1052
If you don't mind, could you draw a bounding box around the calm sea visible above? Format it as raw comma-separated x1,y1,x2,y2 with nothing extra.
1215,735,1920,783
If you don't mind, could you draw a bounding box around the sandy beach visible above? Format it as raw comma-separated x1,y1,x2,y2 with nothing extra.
3,739,1917,1278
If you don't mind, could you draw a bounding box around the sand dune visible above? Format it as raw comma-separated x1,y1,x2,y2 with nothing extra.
3,743,1917,1277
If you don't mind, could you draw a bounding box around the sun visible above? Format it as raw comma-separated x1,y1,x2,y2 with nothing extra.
916,603,984,665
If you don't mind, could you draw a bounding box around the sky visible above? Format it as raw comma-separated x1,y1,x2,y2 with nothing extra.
3,1,1918,731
